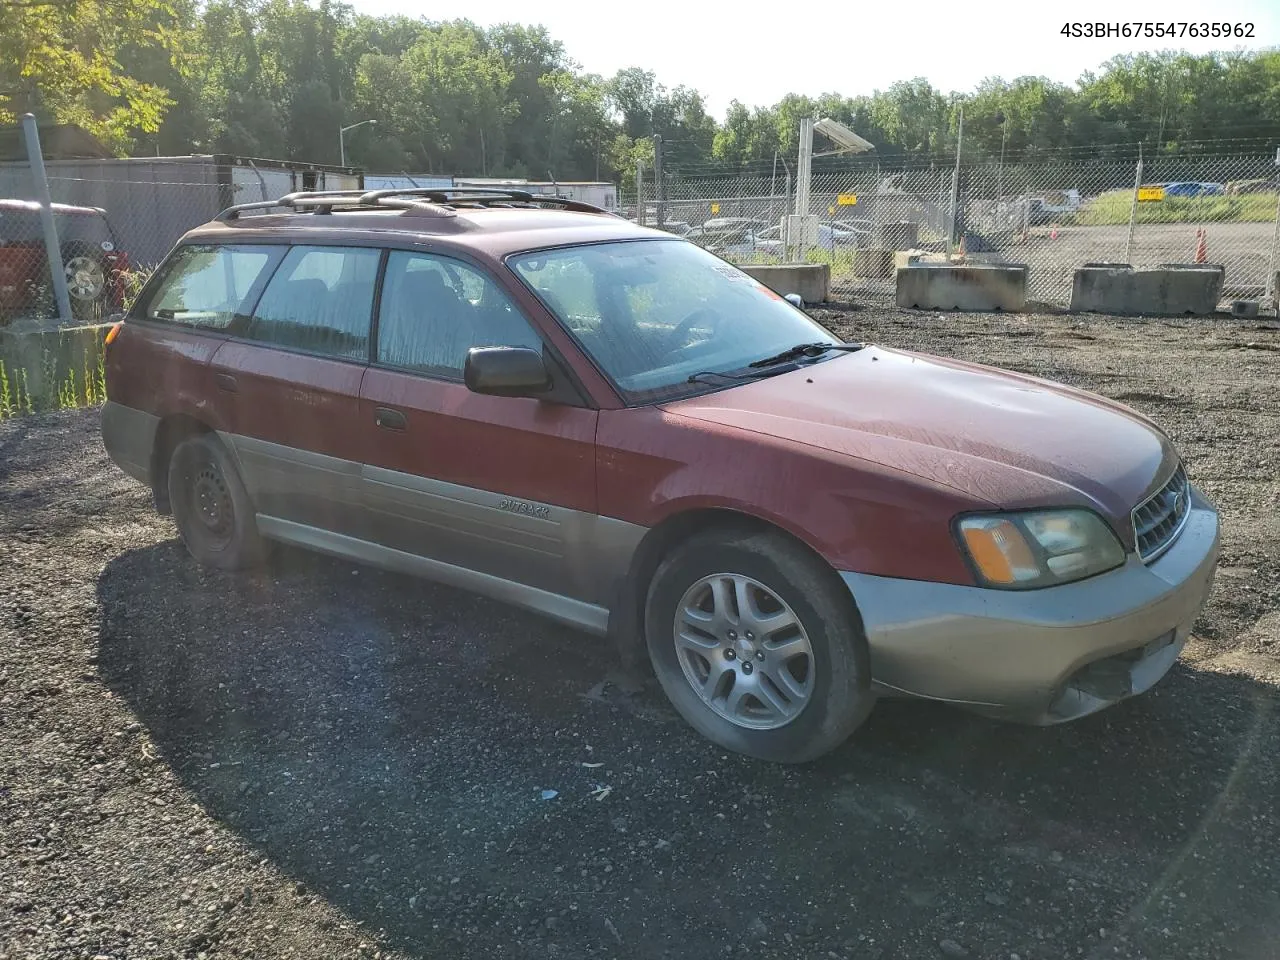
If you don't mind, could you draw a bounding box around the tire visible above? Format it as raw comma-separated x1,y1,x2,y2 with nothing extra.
61,241,109,322
645,529,874,763
167,433,266,570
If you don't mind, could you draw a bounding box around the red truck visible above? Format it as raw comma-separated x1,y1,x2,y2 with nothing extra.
0,199,129,322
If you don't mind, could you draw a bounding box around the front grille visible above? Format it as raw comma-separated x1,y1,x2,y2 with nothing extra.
1132,464,1191,562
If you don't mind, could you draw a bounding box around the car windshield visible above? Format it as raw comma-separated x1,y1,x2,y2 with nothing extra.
510,239,839,402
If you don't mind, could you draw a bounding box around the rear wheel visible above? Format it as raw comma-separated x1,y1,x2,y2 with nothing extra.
168,433,265,570
62,241,109,322
645,529,874,763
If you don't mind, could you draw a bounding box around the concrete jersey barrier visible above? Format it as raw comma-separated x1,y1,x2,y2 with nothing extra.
895,263,1029,312
739,263,830,304
1069,263,1225,316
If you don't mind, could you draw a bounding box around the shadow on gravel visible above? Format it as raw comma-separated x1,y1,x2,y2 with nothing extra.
96,543,1280,960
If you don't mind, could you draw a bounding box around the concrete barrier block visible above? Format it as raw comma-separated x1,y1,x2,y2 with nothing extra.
740,263,830,304
895,263,1029,312
849,248,894,278
893,250,948,271
1069,263,1224,316
0,322,112,410
875,221,919,249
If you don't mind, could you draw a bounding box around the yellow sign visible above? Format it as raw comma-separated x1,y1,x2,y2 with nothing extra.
829,205,836,215
837,193,858,205
710,202,720,214
1137,186,1165,202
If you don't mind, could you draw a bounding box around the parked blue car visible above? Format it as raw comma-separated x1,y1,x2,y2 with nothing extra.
1158,181,1226,198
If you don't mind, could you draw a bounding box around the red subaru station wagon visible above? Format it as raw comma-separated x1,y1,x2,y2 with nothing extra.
101,188,1220,762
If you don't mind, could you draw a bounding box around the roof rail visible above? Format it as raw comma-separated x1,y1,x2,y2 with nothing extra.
215,187,610,221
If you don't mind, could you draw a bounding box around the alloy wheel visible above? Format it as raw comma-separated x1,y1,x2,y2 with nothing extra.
672,573,815,730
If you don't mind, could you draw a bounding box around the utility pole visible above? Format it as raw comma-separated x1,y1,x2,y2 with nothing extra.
652,134,665,229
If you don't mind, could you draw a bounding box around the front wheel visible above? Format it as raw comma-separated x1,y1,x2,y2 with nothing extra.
645,529,874,763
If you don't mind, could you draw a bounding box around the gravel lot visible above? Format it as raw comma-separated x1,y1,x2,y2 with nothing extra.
3,306,1279,960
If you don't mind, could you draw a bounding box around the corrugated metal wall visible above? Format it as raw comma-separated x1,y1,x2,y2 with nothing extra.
0,157,224,266
0,158,367,268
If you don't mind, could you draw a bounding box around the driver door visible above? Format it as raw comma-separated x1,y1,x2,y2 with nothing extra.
359,251,601,603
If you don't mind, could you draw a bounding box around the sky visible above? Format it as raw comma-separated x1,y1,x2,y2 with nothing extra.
349,0,1279,119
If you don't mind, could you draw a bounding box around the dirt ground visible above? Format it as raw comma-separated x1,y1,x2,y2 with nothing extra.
2,306,1279,960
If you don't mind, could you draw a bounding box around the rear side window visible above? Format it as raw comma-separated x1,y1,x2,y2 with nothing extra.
144,244,282,329
376,251,541,377
244,246,380,361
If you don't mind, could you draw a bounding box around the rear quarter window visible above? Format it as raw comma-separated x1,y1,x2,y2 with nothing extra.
140,244,283,330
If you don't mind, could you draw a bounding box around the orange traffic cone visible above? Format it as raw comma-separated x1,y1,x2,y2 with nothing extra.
1194,229,1207,263
957,233,967,258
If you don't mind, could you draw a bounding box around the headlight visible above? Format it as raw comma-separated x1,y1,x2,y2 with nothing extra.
956,509,1125,589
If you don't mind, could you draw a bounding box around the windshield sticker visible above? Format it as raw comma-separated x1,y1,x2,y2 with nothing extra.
714,265,751,282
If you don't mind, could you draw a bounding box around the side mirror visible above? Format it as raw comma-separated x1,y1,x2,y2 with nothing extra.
784,293,805,309
464,346,552,398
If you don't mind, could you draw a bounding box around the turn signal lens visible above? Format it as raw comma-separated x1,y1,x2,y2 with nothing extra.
958,509,1126,590
104,321,122,346
959,518,1041,585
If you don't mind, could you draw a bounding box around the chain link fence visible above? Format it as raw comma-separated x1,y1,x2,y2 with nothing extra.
625,150,1280,310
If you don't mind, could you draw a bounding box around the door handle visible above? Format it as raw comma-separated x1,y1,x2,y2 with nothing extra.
374,406,406,431
214,373,238,393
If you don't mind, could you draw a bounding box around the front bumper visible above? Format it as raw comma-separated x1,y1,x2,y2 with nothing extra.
841,487,1220,724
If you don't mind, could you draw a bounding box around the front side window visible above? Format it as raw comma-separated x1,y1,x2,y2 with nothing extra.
376,251,541,377
511,239,838,401
244,245,380,360
143,244,283,330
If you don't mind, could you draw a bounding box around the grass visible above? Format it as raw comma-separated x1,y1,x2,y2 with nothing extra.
0,344,106,421
1069,190,1279,226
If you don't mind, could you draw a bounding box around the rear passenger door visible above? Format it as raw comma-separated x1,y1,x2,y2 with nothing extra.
359,250,600,602
211,244,381,537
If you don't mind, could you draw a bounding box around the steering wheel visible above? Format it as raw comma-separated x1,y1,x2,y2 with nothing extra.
662,306,724,357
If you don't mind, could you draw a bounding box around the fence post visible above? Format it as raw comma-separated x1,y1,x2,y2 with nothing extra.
1124,144,1143,264
652,135,665,229
947,106,963,258
21,114,73,325
635,160,645,225
783,168,793,260
769,151,778,229
1267,181,1280,310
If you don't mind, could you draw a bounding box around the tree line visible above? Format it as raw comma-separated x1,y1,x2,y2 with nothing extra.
2,0,1278,185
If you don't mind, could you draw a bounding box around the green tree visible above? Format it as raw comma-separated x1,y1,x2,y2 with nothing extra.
0,0,179,153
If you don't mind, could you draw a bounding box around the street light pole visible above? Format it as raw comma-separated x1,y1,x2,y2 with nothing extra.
339,119,377,167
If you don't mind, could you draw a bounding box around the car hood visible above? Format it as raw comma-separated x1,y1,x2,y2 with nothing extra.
664,345,1175,529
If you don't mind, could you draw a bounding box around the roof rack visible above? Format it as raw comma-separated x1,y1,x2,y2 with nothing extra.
216,187,609,221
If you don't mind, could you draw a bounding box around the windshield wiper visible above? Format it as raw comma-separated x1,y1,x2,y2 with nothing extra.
687,368,788,385
748,341,865,369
